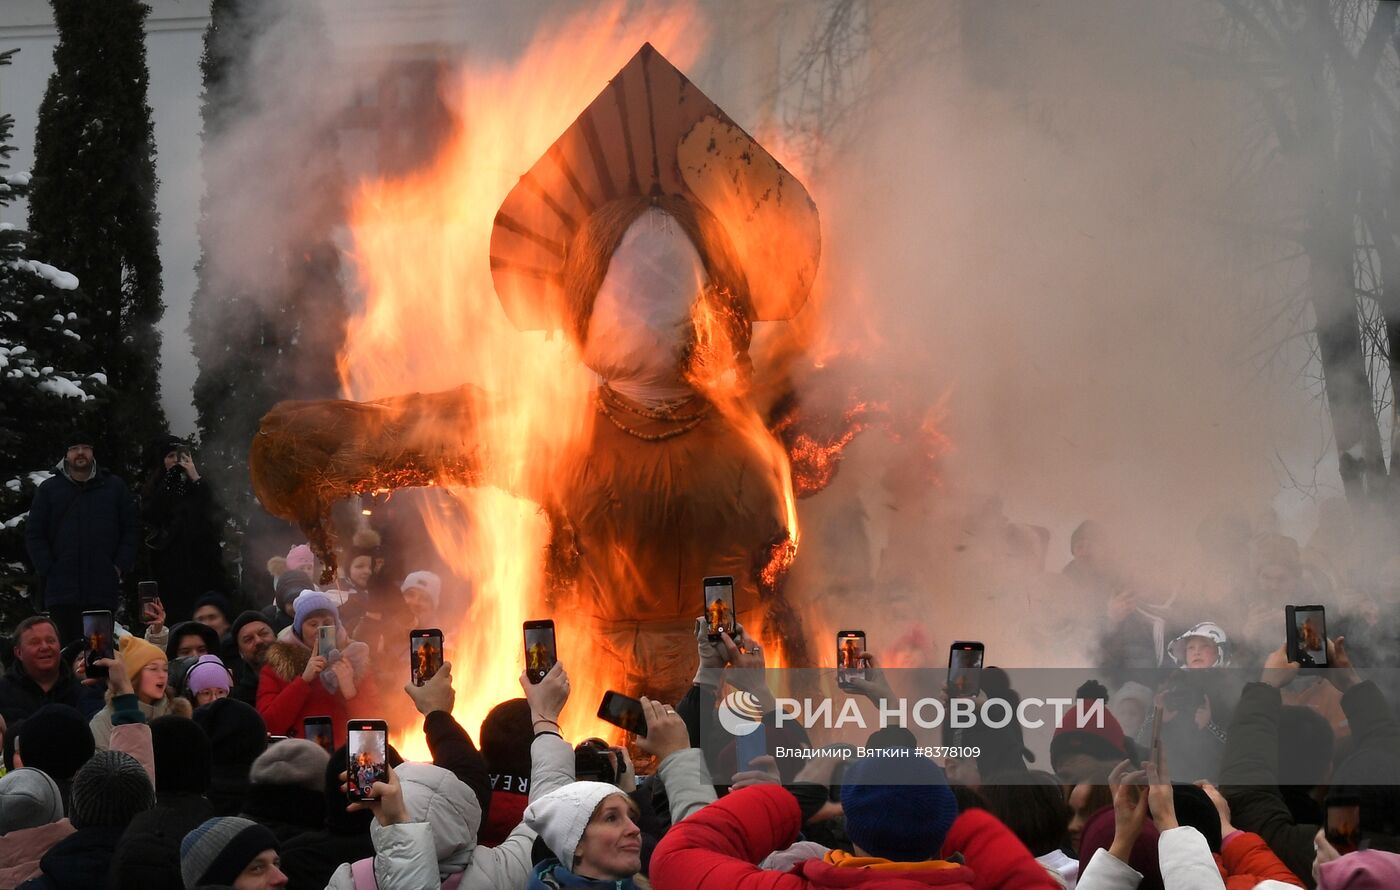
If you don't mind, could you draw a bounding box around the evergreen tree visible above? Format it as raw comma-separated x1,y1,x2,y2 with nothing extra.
0,48,107,625
190,0,347,597
26,0,168,481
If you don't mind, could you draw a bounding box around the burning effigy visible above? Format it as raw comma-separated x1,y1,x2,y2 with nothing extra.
249,43,901,724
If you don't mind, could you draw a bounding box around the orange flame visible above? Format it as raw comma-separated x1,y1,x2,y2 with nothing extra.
684,291,800,665
337,3,706,755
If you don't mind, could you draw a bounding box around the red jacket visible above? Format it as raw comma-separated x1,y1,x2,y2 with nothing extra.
1216,831,1306,888
940,808,1065,890
650,785,977,889
256,640,378,749
480,788,528,847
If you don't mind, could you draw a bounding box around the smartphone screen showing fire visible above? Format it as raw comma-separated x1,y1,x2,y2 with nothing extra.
347,723,387,801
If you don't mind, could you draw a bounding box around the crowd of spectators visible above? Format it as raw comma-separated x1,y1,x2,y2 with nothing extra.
0,436,1397,888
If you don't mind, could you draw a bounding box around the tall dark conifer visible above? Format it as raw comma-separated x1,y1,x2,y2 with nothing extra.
0,48,106,624
26,0,168,480
190,0,347,596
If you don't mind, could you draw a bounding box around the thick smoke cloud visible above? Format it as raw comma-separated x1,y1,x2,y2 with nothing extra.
215,0,1351,668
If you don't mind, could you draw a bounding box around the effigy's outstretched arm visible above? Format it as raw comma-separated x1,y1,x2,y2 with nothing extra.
767,359,947,499
250,385,493,581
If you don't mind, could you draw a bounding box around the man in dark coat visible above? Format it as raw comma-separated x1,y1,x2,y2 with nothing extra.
228,611,275,706
24,439,138,644
0,617,81,724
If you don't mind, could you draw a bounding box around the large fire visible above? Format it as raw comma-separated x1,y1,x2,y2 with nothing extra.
250,3,929,760
337,6,712,753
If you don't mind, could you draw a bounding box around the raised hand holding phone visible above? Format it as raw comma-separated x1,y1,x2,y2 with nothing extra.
138,582,164,630
318,624,338,657
635,697,689,764
1285,604,1328,668
303,634,328,683
702,576,736,640
1261,644,1300,689
597,690,648,737
521,660,570,730
82,611,114,680
343,764,408,825
86,651,131,693
404,660,455,716
843,651,894,705
836,631,866,689
947,641,985,699
345,720,388,803
522,620,557,685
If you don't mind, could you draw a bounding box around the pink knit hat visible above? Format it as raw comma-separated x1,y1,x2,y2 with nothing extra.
1318,851,1400,890
286,544,315,573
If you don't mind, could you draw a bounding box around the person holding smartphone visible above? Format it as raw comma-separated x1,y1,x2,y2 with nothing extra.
137,440,227,624
88,634,172,750
321,662,582,889
255,592,375,749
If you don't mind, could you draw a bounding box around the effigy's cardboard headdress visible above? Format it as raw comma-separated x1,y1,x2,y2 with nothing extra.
490,43,821,332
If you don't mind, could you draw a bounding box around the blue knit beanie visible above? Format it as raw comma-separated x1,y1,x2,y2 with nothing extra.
840,750,959,862
292,591,339,639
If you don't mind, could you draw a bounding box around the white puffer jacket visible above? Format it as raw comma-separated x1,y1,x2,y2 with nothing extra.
325,731,575,890
1076,825,1227,890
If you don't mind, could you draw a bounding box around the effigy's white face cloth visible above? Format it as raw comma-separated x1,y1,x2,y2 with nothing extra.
583,207,706,404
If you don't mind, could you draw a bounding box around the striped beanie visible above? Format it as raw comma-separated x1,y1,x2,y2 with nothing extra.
181,816,279,888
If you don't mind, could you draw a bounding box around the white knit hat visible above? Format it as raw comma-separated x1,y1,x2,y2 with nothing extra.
400,571,442,610
523,781,626,867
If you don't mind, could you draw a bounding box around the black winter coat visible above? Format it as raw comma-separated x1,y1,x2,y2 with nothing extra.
109,795,214,890
19,825,125,890
138,467,226,622
229,657,260,707
25,466,137,609
238,783,325,844
0,659,81,724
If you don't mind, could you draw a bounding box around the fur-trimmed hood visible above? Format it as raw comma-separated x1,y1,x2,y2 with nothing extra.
264,637,370,694
265,640,312,683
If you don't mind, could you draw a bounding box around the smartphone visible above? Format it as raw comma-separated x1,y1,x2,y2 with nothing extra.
947,641,985,698
267,734,290,744
346,719,388,801
836,630,867,689
702,576,736,640
1286,605,1328,667
597,690,648,737
1326,801,1361,855
523,619,557,684
304,716,334,753
137,581,160,621
735,721,768,773
318,623,337,656
409,628,444,687
82,610,115,679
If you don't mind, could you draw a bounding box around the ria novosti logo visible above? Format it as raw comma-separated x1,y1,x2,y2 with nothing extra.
718,689,765,736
